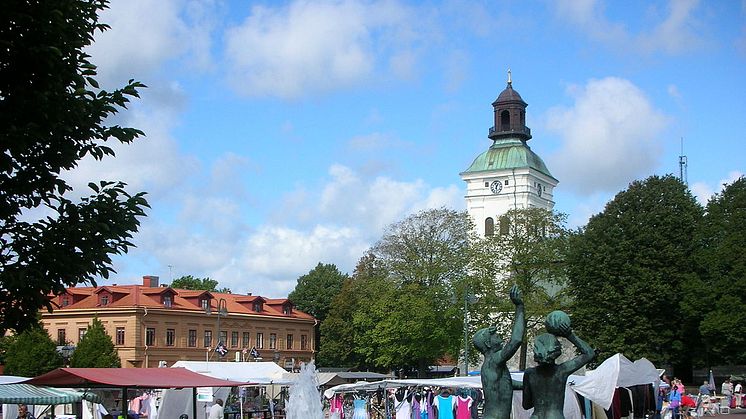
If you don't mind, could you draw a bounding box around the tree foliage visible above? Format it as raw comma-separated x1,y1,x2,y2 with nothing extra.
471,208,571,368
170,275,229,292
318,254,381,368
683,176,746,365
289,263,348,322
349,208,475,375
69,317,120,367
566,175,702,368
4,327,63,376
0,0,149,333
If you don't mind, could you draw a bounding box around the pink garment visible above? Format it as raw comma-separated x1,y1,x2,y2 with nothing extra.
330,394,344,418
456,396,473,419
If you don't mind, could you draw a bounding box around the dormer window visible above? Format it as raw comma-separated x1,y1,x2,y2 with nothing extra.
163,295,173,307
283,305,292,315
200,298,209,311
101,295,109,306
253,301,262,312
62,297,70,307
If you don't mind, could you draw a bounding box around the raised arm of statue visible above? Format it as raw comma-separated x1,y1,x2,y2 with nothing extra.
497,285,525,363
559,331,595,375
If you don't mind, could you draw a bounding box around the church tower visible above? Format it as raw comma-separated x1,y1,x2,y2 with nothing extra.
460,72,558,237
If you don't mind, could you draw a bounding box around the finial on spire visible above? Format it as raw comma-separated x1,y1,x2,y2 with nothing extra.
507,68,512,86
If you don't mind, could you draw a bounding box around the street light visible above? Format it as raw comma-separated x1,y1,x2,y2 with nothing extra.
463,290,477,377
208,298,227,360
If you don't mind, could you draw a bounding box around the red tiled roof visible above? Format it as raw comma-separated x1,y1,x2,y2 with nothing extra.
48,283,315,320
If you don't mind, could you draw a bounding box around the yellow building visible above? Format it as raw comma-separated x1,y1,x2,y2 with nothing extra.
41,276,316,369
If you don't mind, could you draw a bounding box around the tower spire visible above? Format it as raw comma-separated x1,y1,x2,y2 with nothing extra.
507,68,512,86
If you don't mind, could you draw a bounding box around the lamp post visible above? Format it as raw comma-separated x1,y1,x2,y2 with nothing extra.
463,290,477,377
209,298,227,360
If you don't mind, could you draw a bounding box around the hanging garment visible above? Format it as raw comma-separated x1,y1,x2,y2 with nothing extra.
434,395,456,419
330,394,344,418
395,395,411,419
412,397,421,419
352,399,368,419
455,396,473,419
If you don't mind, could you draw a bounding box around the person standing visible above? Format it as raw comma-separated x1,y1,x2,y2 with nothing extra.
16,404,35,419
722,379,734,408
208,399,224,419
699,381,712,396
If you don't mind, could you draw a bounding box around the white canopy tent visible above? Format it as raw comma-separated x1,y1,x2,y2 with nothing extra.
159,362,290,419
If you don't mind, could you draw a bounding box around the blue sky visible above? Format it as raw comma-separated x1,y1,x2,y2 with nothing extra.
65,0,745,296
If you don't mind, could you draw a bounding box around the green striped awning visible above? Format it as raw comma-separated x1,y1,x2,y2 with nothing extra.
0,384,100,404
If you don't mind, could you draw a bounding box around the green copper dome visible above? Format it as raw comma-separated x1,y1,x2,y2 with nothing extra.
461,138,556,179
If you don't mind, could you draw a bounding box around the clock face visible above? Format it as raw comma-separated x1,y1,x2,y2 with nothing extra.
490,180,503,194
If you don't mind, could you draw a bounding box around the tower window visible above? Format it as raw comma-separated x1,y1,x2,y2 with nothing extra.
500,215,510,235
505,179,509,185
485,217,495,237
500,110,510,130
485,182,489,187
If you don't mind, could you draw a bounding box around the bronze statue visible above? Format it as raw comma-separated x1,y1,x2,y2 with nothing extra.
473,284,525,419
522,311,595,419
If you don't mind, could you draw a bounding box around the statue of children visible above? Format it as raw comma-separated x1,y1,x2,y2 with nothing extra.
473,284,525,419
522,312,595,419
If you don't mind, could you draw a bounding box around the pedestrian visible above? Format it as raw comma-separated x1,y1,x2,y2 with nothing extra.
208,399,224,419
16,404,35,419
722,379,733,408
699,381,711,396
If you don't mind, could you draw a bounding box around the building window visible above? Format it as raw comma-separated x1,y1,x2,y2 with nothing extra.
286,334,293,350
188,329,197,347
204,330,212,348
57,329,66,345
62,297,70,307
301,335,308,350
231,331,239,348
219,331,227,345
283,305,291,315
200,298,209,311
253,302,262,312
485,217,495,236
101,295,109,306
505,179,509,185
242,332,250,348
256,332,264,349
269,333,277,349
166,329,175,346
78,328,87,342
163,295,172,307
116,327,125,345
484,181,489,187
500,215,510,235
146,327,155,346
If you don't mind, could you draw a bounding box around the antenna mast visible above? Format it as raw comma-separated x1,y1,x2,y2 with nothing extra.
678,137,688,185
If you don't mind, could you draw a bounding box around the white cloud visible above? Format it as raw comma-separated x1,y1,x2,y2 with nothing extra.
223,0,421,98
116,163,463,297
88,0,214,88
551,0,706,55
545,77,669,194
691,170,744,205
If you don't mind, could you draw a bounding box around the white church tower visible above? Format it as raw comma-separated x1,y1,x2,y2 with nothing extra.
460,72,558,237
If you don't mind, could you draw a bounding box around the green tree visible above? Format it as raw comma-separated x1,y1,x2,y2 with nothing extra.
0,0,149,333
567,175,702,371
171,275,221,291
683,176,746,365
4,327,63,376
471,208,571,369
353,208,475,375
318,255,380,368
289,263,348,322
69,317,120,367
